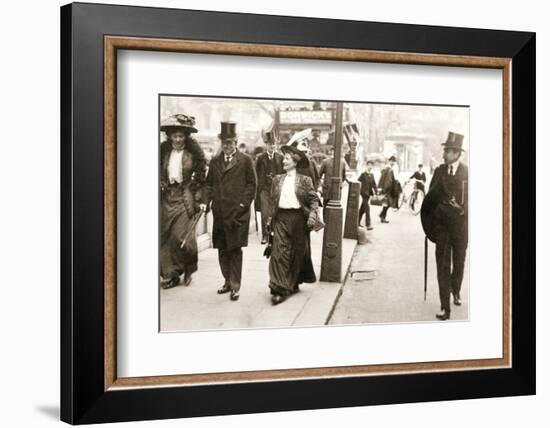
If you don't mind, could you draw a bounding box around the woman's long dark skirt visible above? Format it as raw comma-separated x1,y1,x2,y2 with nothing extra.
269,209,316,296
160,186,198,281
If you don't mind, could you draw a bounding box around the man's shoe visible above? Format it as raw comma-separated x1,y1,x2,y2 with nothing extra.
436,310,451,321
367,226,374,230
230,290,240,301
271,294,287,305
217,284,231,294
453,293,462,306
261,237,268,245
381,219,390,223
160,277,171,289
161,275,180,289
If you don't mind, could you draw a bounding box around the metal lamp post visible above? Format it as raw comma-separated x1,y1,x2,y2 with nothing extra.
320,102,344,282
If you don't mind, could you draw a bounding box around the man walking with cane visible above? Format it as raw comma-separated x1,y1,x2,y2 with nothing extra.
421,132,468,321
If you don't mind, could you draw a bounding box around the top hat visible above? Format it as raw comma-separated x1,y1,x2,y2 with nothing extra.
263,130,279,144
219,122,238,141
160,114,198,133
442,131,465,151
281,144,309,169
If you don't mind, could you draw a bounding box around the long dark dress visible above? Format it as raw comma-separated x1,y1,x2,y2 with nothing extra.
160,140,206,282
268,173,320,296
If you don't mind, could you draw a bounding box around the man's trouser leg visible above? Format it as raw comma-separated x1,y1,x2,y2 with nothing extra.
435,233,452,312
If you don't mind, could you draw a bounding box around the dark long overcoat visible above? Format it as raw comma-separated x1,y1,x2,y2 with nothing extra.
421,162,468,243
378,165,398,206
204,150,257,250
254,151,284,211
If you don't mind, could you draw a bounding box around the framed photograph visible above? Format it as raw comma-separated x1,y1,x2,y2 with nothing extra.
61,2,535,424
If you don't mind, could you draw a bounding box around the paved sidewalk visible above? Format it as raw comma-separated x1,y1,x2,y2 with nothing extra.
329,205,469,325
160,216,356,332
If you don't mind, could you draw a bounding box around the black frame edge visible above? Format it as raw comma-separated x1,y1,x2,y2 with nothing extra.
61,2,536,424
511,33,536,394
72,1,533,57
60,2,74,425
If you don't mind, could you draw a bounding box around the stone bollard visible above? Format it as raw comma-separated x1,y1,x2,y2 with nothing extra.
343,181,360,239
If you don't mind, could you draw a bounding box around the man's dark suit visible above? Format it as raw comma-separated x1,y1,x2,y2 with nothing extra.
203,150,257,292
255,151,284,240
357,171,377,227
426,161,468,312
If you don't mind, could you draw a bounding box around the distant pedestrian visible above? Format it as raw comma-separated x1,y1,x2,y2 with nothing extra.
421,132,468,321
201,122,257,302
378,155,398,223
409,164,427,193
267,143,322,305
408,164,427,211
159,114,207,289
319,147,348,211
357,160,377,230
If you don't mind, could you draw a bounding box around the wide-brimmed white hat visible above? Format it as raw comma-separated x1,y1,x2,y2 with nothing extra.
287,128,312,152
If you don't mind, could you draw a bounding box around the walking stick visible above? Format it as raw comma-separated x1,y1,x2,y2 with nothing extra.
254,204,259,234
424,236,428,301
180,210,204,248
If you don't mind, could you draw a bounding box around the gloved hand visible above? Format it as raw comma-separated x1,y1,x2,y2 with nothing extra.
307,210,319,229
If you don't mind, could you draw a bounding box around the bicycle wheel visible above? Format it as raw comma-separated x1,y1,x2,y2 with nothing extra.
397,193,405,209
410,190,424,215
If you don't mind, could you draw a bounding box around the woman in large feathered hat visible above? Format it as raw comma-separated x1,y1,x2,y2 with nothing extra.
266,134,323,305
159,114,207,289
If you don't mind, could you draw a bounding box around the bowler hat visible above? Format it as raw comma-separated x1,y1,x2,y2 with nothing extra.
219,122,238,141
281,144,309,169
388,155,397,162
160,114,198,133
442,131,465,151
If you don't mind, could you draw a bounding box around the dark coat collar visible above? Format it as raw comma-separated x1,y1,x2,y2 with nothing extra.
213,149,242,174
439,161,467,178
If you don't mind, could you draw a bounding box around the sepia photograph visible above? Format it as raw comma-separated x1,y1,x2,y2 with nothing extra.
158,95,469,332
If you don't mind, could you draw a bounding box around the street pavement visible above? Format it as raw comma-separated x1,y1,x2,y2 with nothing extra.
329,203,469,325
160,213,356,332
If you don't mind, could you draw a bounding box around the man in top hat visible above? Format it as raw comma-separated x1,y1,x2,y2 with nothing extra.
255,130,284,244
378,155,398,223
421,131,468,321
201,122,257,301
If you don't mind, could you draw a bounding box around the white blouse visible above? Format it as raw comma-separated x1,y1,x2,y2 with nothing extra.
167,149,184,184
278,169,301,209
